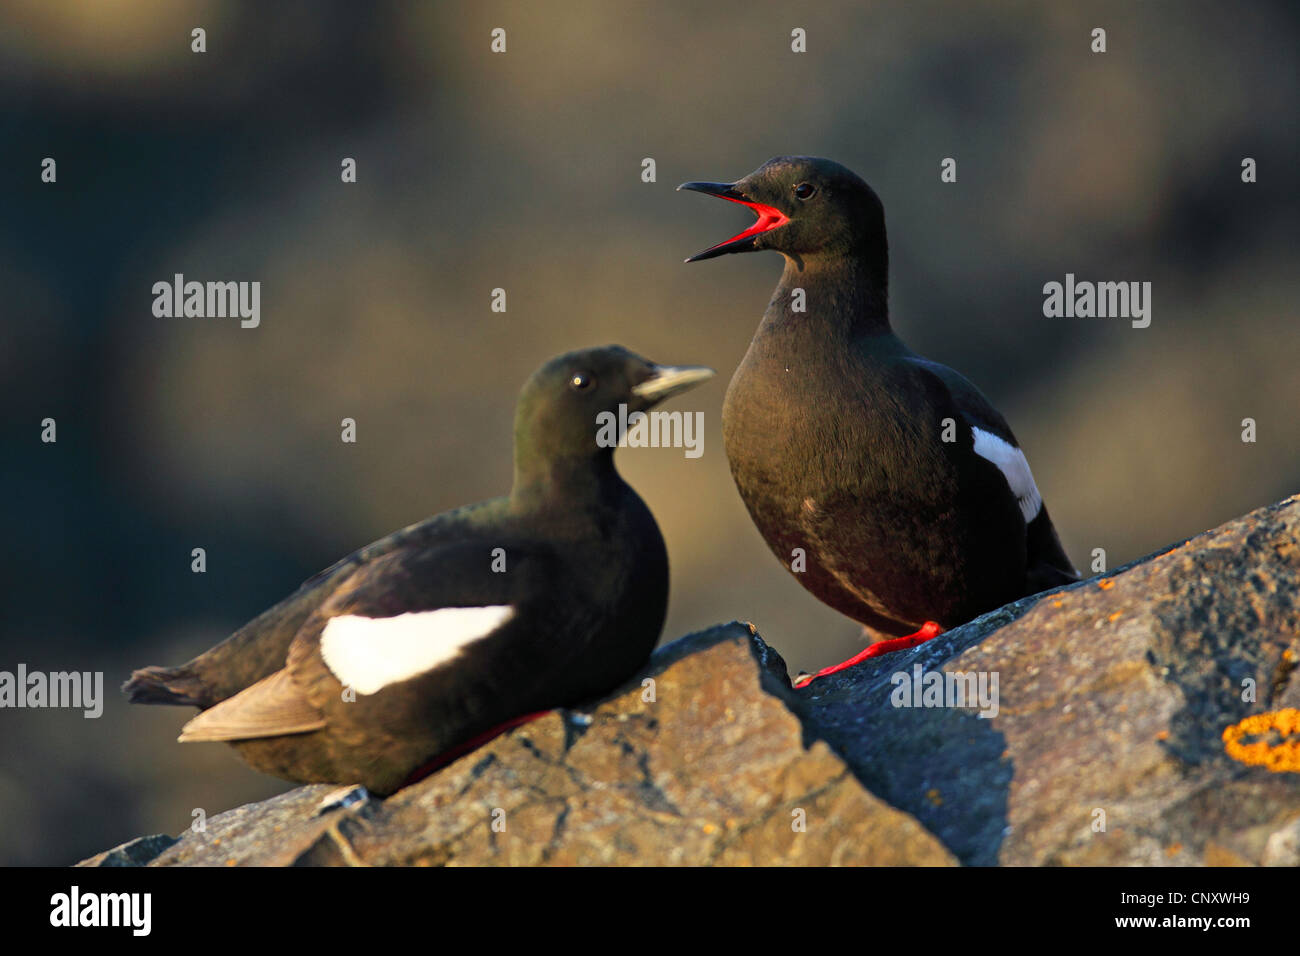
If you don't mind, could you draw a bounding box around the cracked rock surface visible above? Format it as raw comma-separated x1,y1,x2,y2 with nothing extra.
79,495,1300,867
86,626,955,866
789,494,1300,865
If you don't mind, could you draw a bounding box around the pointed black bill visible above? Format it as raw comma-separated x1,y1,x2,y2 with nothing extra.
677,181,789,262
684,235,758,263
678,181,747,201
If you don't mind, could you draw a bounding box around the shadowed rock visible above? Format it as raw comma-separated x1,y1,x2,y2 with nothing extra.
77,834,177,868
789,493,1300,865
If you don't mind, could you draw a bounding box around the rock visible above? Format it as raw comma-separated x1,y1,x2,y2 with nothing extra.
789,493,1300,865
108,625,955,867
1262,818,1300,867
81,494,1300,867
77,833,176,867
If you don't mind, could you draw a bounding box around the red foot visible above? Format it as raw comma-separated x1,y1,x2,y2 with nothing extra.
399,710,552,788
793,621,943,688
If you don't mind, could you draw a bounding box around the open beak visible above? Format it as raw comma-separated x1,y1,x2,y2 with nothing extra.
677,181,790,262
631,364,716,404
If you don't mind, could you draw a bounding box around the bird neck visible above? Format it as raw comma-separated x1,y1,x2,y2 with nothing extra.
769,250,891,336
509,447,624,514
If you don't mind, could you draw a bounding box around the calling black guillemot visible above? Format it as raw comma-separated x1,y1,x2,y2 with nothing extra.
680,157,1078,686
124,346,714,793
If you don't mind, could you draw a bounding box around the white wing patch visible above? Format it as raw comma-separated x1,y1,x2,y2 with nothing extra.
320,605,515,695
971,427,1043,523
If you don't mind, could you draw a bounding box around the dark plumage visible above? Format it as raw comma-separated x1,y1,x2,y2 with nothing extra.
680,157,1076,679
124,346,713,793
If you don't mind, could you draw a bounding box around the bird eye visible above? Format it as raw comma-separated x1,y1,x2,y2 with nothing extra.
569,372,594,391
794,182,816,200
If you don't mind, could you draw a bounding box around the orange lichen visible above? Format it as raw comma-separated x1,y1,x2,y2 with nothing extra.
1108,611,1123,622
1097,578,1115,590
1222,709,1300,772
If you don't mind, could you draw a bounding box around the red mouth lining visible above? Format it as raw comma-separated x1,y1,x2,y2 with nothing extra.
701,195,789,252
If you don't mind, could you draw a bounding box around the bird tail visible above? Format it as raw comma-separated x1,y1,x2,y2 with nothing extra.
122,664,209,707
1025,504,1081,591
1026,561,1080,593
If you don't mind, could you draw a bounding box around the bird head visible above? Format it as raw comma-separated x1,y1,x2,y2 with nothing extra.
679,156,886,264
514,345,715,467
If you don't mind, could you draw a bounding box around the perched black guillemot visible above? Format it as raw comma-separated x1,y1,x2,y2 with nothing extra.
124,346,714,793
680,157,1078,686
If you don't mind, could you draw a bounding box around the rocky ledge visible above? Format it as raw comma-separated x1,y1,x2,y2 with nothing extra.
81,495,1300,866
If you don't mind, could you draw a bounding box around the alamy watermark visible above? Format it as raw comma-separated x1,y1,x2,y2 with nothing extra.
596,405,704,459
152,273,260,328
50,886,150,936
1043,273,1151,328
891,663,999,718
0,664,103,718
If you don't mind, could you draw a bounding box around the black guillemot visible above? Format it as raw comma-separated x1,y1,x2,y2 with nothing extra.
680,157,1077,686
124,346,714,792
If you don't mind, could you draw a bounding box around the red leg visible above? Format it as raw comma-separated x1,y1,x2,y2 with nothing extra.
793,621,943,688
399,710,553,788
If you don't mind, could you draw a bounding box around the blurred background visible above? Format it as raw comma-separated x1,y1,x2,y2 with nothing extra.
1,1,1296,865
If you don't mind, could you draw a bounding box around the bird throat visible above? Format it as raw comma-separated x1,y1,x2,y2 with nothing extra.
770,252,891,337
511,447,622,515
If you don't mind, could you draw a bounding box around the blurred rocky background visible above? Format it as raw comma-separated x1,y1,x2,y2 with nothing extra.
1,0,1296,865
